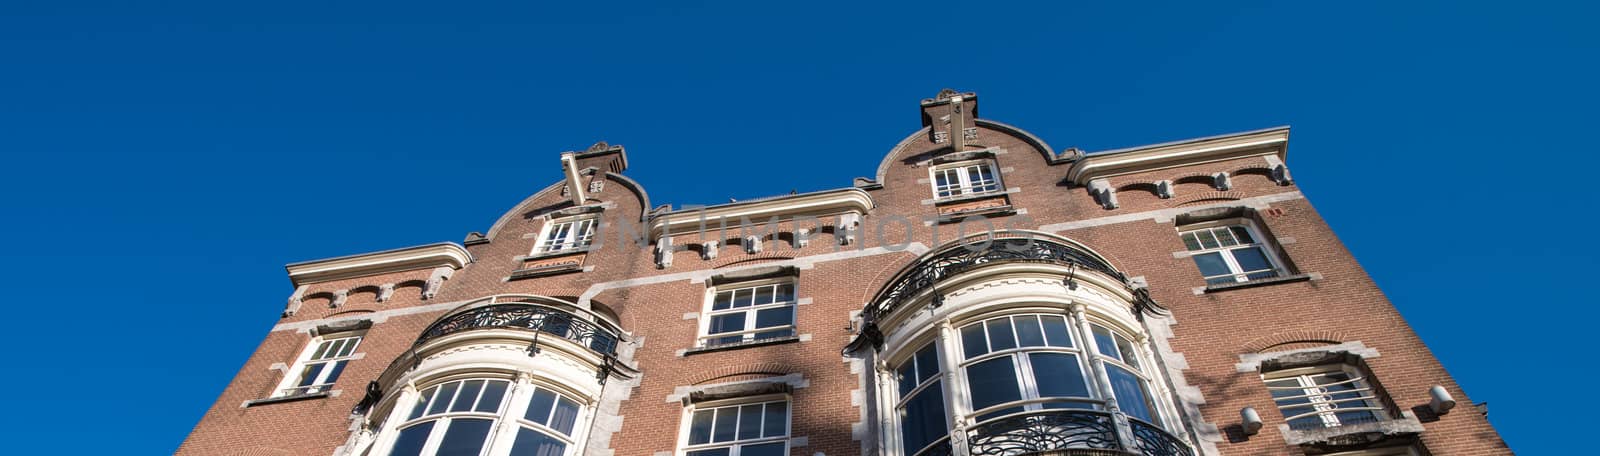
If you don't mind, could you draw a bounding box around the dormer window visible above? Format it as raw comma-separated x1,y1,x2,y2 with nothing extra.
931,161,1001,199
535,217,596,254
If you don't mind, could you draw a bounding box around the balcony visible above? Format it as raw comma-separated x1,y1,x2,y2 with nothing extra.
966,410,1193,456
414,302,620,356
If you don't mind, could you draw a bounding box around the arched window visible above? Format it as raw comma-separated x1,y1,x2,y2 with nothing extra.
386,377,587,456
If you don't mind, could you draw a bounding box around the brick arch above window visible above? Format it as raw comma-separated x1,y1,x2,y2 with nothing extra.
690,362,801,386
1241,330,1351,353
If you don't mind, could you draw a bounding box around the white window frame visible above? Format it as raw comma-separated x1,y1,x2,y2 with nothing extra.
676,396,791,456
274,333,363,397
1178,219,1285,284
955,313,1100,420
928,159,1002,200
378,376,593,456
1086,322,1163,425
892,341,952,456
1263,364,1386,430
698,279,797,347
534,216,597,254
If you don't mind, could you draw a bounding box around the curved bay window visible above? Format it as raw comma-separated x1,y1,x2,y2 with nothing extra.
895,343,948,456
387,377,587,456
1090,324,1160,425
958,314,1093,421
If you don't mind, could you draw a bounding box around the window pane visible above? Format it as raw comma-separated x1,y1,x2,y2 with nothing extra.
754,306,793,329
1041,316,1072,347
738,404,764,440
708,313,747,336
914,345,940,384
714,292,733,311
1229,226,1255,244
437,418,494,456
1107,366,1156,423
476,381,507,413
1213,227,1238,246
688,449,730,456
1180,233,1202,251
897,361,917,396
763,402,787,438
1115,334,1141,370
550,396,580,435
754,286,775,305
966,357,1022,411
1091,326,1120,362
390,422,435,456
429,382,460,415
1196,230,1220,249
775,283,794,302
1013,315,1046,347
336,338,360,357
985,318,1017,352
742,442,786,456
296,363,326,387
1028,353,1090,399
409,387,437,420
526,389,556,425
688,410,715,445
733,289,753,308
900,383,946,454
510,428,568,456
1231,247,1274,273
452,380,484,412
1190,252,1232,279
713,407,738,443
311,341,333,359
960,323,988,359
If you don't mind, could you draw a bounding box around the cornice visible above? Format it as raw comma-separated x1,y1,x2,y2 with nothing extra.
1066,126,1290,185
649,188,875,238
285,242,473,287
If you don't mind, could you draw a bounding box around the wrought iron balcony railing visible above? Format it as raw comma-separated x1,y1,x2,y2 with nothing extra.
965,410,1193,456
414,303,620,356
866,237,1123,323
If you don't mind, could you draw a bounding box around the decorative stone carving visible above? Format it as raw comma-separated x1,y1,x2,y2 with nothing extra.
1088,179,1119,210
701,240,720,260
795,228,811,248
283,285,309,317
656,235,674,269
587,141,611,153
1264,156,1293,185
589,180,605,194
1213,172,1232,191
330,289,349,308
422,266,454,300
837,213,861,245
377,283,395,302
963,127,978,141
1155,180,1174,199
744,235,762,254
932,130,949,144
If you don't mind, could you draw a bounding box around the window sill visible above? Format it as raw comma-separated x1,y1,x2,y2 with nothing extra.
521,247,592,262
683,335,801,356
932,190,1010,206
1202,273,1314,293
244,391,331,407
509,250,589,280
1280,416,1423,447
935,205,1016,224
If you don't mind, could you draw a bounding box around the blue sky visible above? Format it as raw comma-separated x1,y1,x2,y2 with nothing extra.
0,1,1591,453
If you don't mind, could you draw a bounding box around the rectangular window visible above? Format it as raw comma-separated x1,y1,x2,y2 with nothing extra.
1264,366,1385,430
277,335,361,397
682,400,789,456
536,218,597,254
701,282,797,347
1179,224,1282,285
931,161,1001,199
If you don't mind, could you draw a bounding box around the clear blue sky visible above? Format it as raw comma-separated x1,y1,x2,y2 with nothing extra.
1,1,1590,454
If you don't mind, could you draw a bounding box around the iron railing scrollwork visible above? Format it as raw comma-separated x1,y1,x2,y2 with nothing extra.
414,303,620,356
911,436,954,456
966,410,1193,456
866,238,1123,324
1129,418,1195,456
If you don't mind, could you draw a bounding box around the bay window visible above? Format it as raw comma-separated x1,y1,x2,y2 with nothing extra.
386,378,587,456
1090,324,1160,424
895,343,947,456
957,314,1094,421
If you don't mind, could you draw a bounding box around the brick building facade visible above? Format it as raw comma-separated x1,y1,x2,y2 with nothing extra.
180,90,1509,456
